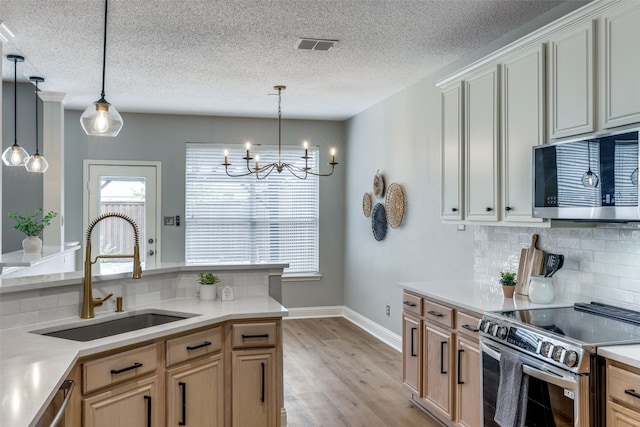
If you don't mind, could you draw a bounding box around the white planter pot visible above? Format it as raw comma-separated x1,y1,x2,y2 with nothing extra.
199,284,216,301
22,236,43,253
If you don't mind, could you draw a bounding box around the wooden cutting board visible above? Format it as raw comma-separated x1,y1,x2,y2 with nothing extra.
515,234,545,295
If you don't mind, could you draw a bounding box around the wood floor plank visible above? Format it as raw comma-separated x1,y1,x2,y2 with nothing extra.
283,317,441,427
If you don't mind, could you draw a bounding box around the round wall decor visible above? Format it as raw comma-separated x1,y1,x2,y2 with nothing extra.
363,193,372,217
371,203,387,241
385,183,405,229
373,171,385,198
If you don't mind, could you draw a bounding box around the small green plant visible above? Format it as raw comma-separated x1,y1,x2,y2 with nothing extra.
198,272,220,285
499,271,517,286
8,209,57,237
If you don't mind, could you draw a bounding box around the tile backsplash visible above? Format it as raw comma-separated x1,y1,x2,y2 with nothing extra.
474,225,640,309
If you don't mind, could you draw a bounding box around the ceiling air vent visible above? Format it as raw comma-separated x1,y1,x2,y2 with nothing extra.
295,38,338,51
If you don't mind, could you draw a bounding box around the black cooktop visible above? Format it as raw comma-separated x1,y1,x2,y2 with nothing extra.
495,302,640,346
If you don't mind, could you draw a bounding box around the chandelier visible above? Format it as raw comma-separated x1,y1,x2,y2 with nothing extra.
223,85,338,179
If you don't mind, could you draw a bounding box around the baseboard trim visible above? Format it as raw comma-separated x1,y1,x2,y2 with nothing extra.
343,307,402,353
285,306,344,319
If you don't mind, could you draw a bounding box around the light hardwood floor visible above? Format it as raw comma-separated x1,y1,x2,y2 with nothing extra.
283,317,441,427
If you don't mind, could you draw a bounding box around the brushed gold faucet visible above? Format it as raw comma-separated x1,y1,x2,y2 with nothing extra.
82,212,143,319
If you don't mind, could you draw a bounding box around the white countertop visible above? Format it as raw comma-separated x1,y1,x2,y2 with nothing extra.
399,280,573,314
598,344,640,370
0,296,288,427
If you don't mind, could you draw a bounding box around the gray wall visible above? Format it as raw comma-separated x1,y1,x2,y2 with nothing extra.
2,82,44,251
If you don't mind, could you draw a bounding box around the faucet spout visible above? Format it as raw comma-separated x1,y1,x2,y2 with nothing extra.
81,212,143,319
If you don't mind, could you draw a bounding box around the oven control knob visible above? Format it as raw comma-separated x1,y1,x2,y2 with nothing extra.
539,341,553,357
564,350,579,368
552,346,565,362
482,321,493,334
490,324,500,336
496,326,508,340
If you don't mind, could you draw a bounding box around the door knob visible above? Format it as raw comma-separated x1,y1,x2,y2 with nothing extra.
148,238,154,244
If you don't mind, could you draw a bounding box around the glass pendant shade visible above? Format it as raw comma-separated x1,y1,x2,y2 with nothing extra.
25,153,49,173
80,98,123,136
2,144,29,166
582,170,599,188
632,168,639,186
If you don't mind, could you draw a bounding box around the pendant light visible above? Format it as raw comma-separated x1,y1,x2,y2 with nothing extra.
2,54,30,166
25,76,48,173
582,140,599,188
80,0,123,137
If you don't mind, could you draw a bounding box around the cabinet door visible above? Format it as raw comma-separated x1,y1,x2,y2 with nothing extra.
402,313,422,395
548,20,595,139
455,337,481,427
441,82,464,220
423,323,453,421
232,348,277,427
607,401,640,427
601,2,640,129
465,65,500,221
83,376,159,427
501,44,545,223
167,354,224,427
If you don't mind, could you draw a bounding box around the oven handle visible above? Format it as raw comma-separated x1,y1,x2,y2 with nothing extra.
481,340,578,390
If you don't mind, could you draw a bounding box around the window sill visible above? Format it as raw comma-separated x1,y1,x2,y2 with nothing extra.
282,272,323,282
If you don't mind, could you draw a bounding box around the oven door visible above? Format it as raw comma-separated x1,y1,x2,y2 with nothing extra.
481,338,587,427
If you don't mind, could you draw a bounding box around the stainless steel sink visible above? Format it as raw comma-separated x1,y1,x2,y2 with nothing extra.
31,309,199,342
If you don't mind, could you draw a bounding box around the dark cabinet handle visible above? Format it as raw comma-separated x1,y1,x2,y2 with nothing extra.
462,324,480,333
410,327,417,357
457,349,465,384
186,341,211,351
440,341,447,374
261,362,266,403
486,207,493,212
427,310,444,318
179,382,186,426
110,362,142,375
144,395,152,427
242,333,269,339
505,206,513,211
403,301,416,307
451,208,459,212
625,389,640,399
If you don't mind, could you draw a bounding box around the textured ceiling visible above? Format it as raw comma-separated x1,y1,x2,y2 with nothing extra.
1,0,581,120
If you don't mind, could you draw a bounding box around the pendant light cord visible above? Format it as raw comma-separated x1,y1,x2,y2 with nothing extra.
34,81,39,154
100,0,108,99
277,87,282,164
13,57,18,145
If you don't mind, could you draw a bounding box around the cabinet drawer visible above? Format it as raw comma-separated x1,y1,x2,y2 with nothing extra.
232,322,277,349
402,292,423,316
455,311,481,340
423,300,454,328
83,343,158,394
166,326,222,366
608,363,640,411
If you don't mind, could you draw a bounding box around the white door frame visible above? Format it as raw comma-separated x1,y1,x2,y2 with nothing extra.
83,160,162,266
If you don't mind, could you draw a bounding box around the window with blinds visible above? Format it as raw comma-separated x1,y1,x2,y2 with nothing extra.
185,143,319,274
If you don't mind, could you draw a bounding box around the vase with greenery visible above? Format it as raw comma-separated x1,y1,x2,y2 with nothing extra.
198,272,220,301
499,271,516,298
8,208,57,253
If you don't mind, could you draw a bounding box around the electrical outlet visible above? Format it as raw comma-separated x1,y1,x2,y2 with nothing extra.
386,305,390,316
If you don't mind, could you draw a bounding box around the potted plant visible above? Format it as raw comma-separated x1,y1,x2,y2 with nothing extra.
198,272,220,301
8,208,57,253
500,271,517,298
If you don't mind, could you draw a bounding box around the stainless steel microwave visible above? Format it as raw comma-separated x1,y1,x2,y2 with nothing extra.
532,128,639,221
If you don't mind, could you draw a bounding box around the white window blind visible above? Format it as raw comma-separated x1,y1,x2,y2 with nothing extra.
185,143,319,274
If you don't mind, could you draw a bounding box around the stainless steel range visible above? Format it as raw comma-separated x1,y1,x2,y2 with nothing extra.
479,302,640,427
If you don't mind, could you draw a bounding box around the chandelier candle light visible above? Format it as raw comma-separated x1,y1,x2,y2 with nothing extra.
223,85,338,180
2,54,29,166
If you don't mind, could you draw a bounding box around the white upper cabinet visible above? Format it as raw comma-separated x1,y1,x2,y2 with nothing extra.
464,65,500,221
600,1,640,129
548,20,595,139
501,44,545,223
440,82,464,220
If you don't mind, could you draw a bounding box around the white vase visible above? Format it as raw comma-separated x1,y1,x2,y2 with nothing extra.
22,236,42,253
199,284,216,301
528,276,555,304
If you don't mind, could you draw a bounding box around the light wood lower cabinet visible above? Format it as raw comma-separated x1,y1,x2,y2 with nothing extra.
455,336,480,427
423,322,454,422
402,313,422,395
607,360,640,426
232,348,277,427
166,354,224,427
83,376,160,427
